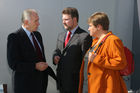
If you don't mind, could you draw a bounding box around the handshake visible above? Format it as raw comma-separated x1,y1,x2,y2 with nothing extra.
36,62,48,71
36,62,57,81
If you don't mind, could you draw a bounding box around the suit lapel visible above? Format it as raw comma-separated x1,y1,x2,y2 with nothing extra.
19,28,36,53
33,32,46,59
64,27,80,48
61,32,67,48
62,27,80,54
33,32,42,49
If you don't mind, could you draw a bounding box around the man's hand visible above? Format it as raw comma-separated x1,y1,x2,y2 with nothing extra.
36,62,48,71
54,56,60,64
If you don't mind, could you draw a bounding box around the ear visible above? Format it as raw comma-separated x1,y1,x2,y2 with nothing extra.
23,20,29,28
97,24,102,30
24,20,29,25
73,17,77,22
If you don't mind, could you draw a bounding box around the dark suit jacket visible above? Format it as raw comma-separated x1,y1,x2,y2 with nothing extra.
53,27,92,93
7,28,56,93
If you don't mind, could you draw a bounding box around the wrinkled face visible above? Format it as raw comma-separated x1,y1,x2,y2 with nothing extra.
88,23,98,37
62,14,74,31
28,12,40,32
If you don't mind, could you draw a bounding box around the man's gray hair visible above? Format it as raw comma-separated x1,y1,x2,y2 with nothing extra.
21,9,38,23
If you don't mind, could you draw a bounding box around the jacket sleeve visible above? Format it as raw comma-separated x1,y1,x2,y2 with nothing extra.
93,38,127,70
81,34,92,57
7,33,36,72
52,34,62,65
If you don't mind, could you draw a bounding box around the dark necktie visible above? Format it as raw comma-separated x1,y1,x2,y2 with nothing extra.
31,33,43,61
65,31,71,47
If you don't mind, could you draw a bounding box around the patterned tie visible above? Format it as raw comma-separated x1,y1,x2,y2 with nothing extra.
65,31,71,47
31,33,43,61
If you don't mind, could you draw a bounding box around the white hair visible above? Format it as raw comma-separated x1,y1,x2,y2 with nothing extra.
21,9,38,23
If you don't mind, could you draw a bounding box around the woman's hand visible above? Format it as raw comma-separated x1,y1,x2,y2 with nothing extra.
88,52,97,62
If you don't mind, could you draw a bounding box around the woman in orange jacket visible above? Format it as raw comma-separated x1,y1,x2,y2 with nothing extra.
79,12,128,93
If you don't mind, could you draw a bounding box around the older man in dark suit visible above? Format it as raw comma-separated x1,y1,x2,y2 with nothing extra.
7,9,56,93
53,7,92,93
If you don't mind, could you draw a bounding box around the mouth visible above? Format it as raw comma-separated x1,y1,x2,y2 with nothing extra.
63,24,67,27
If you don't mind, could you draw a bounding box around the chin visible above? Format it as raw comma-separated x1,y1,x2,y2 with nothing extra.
64,26,68,29
65,28,69,31
90,33,93,36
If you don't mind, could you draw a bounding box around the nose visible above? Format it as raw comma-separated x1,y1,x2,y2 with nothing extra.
88,27,90,31
62,20,65,24
38,22,40,26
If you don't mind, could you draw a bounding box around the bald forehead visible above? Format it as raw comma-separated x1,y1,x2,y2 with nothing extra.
31,12,38,17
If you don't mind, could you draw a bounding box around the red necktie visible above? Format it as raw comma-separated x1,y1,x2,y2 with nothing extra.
65,31,71,47
31,33,43,61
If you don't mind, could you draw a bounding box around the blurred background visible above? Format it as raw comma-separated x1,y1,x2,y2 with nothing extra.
0,0,139,93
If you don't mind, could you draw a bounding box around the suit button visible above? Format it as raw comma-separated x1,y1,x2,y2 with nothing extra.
88,73,91,75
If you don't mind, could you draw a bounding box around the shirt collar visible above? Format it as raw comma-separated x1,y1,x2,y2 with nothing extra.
22,25,31,37
69,25,78,34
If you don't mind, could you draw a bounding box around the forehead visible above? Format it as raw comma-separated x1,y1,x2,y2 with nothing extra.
89,23,93,25
89,23,96,27
31,12,39,17
30,13,39,20
62,14,71,19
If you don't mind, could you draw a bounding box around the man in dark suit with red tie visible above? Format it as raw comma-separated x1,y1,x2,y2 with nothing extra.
7,9,56,93
53,7,92,93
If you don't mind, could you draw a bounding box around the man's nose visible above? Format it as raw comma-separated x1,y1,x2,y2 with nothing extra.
62,20,65,24
38,22,40,26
